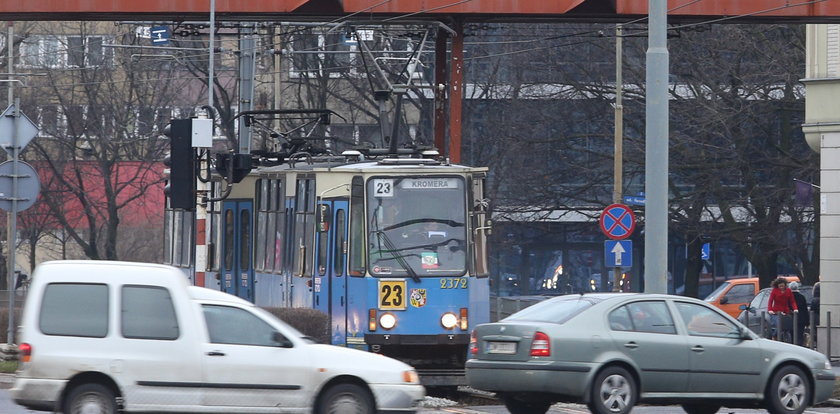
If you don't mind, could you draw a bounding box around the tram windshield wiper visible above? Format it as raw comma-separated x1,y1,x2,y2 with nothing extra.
373,230,421,283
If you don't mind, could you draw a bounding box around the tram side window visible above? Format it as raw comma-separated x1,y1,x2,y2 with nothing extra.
209,181,223,272
255,179,268,272
224,209,234,272
273,179,286,273
293,178,315,277
240,209,251,271
334,210,346,275
348,176,365,276
268,186,277,271
470,174,490,277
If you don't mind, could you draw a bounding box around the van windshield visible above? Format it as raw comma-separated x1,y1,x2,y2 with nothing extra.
704,281,731,302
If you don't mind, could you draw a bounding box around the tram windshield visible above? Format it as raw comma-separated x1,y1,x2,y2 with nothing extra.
367,176,467,277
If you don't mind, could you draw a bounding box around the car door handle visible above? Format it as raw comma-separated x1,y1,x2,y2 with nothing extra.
691,346,704,352
206,351,226,356
623,342,638,349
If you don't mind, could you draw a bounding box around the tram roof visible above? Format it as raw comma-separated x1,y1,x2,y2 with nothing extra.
256,158,486,175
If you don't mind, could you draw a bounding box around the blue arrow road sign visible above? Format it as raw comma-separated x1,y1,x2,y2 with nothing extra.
605,240,632,267
151,26,170,45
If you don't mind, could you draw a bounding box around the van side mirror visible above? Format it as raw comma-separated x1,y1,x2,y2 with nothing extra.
720,297,728,305
739,304,748,310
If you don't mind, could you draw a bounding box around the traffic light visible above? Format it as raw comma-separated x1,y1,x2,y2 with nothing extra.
163,119,195,210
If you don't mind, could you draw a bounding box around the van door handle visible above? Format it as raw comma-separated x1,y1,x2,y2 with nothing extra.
623,342,638,349
206,351,226,356
691,346,704,353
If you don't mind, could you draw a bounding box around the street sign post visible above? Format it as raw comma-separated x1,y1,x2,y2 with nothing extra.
605,240,633,267
0,103,41,344
599,203,636,240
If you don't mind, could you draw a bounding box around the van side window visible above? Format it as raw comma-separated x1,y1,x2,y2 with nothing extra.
39,283,108,338
202,305,284,347
723,283,755,304
121,286,180,340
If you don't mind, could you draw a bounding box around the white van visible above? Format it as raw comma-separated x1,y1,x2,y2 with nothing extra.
11,260,424,414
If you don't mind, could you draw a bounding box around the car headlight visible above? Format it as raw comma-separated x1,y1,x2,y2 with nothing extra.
402,370,420,384
441,312,458,329
379,313,397,330
825,360,832,370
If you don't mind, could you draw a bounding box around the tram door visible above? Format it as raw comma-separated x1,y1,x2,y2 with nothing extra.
314,200,349,346
220,200,255,301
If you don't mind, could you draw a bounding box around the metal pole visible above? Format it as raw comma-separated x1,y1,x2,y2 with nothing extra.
827,312,832,360
6,22,15,345
208,0,215,109
237,24,256,154
7,22,12,105
613,24,624,292
644,0,669,293
6,98,19,344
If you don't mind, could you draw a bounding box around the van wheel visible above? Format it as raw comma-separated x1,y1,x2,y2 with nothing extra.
317,383,374,414
63,383,117,414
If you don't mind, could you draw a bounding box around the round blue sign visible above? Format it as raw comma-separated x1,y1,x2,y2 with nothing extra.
599,203,636,240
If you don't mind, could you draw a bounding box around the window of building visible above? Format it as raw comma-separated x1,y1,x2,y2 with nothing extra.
20,35,111,68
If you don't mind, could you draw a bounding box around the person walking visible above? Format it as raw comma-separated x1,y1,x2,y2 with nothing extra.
767,277,798,341
789,282,810,346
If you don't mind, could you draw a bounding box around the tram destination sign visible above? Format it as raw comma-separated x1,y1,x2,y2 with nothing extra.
599,203,636,240
400,178,459,190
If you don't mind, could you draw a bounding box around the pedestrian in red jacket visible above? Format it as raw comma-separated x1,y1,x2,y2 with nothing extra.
767,277,798,340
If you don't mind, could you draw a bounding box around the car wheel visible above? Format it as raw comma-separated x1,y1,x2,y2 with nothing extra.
766,365,810,414
588,366,636,414
317,383,374,414
681,403,721,414
63,383,117,414
501,395,550,414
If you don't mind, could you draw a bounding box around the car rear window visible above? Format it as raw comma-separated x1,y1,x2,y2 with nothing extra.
504,295,605,324
40,283,108,337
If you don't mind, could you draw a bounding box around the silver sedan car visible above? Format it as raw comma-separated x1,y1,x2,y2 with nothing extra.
466,293,834,414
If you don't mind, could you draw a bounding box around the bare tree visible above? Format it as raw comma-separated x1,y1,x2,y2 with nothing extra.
16,21,202,261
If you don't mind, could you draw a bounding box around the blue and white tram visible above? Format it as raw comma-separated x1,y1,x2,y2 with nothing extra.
165,154,491,387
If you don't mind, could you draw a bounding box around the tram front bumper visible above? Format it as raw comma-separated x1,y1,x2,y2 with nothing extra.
365,333,470,345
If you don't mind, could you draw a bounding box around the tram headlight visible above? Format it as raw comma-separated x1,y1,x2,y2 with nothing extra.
441,312,459,330
379,313,397,330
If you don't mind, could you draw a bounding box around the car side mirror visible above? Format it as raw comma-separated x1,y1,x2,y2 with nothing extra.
273,331,293,348
739,304,748,310
739,326,753,340
720,297,729,305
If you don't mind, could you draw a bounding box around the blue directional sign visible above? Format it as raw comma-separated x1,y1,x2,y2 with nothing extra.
701,243,710,260
605,240,632,267
151,26,170,45
623,195,645,206
599,203,636,240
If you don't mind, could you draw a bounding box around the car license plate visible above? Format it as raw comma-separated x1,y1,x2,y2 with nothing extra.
487,341,516,354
